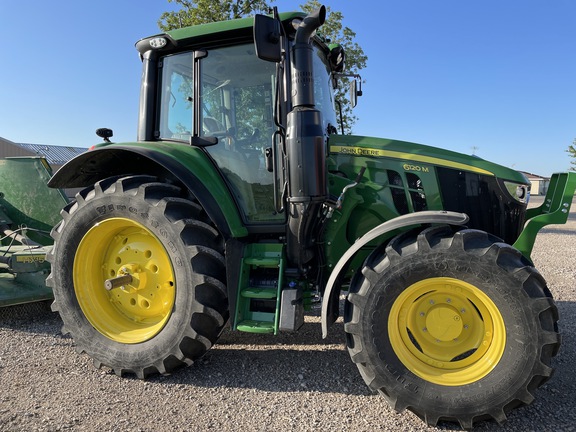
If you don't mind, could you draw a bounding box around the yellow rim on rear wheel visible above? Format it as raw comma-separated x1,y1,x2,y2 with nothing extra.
388,277,506,386
73,218,175,344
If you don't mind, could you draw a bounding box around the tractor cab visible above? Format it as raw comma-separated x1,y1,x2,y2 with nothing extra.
145,17,339,226
155,44,279,223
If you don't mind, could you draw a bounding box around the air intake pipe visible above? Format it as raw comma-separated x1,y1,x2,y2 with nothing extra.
285,5,327,271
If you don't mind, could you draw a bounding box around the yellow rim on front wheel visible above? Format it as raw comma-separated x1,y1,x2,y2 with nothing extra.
388,277,506,386
73,218,175,344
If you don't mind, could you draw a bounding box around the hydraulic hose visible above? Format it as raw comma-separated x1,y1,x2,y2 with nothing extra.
1,225,42,247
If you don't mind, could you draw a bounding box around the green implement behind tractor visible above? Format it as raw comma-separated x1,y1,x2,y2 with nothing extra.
0,157,68,307
3,5,574,429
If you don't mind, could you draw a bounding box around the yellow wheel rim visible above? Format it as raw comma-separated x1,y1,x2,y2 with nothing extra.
388,277,506,386
73,218,175,344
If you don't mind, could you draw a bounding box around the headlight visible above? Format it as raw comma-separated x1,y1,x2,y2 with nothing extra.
504,181,529,203
149,37,168,49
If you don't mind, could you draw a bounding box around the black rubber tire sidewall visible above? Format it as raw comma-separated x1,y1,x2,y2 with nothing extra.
345,227,557,424
50,177,226,373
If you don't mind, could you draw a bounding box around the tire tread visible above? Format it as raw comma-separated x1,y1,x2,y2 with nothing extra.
48,175,228,379
344,226,559,428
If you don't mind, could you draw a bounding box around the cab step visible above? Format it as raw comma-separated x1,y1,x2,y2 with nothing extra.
233,243,284,334
236,320,276,334
241,287,277,299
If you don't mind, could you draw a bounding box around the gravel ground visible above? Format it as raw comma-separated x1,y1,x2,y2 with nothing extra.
1,195,575,432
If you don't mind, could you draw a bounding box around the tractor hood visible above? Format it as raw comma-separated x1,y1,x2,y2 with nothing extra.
328,134,529,184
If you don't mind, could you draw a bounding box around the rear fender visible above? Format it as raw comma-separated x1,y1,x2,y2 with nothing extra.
321,210,469,338
48,144,248,238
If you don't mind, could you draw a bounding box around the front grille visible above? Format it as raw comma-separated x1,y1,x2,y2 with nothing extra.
437,168,526,244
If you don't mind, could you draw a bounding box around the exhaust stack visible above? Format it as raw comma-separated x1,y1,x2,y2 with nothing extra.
291,6,326,108
285,6,327,271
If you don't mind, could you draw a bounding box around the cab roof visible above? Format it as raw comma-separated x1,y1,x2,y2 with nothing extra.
136,12,305,55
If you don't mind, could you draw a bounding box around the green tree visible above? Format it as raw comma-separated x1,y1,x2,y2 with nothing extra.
158,0,271,30
567,139,576,171
158,0,367,133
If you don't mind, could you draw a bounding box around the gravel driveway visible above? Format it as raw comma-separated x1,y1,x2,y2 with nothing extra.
1,195,575,432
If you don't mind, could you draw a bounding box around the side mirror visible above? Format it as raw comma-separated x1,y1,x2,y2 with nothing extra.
350,79,363,108
254,14,282,62
96,127,113,143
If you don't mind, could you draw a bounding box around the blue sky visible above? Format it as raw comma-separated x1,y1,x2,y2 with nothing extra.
1,0,574,176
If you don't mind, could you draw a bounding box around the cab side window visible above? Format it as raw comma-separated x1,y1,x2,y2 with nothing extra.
157,53,194,140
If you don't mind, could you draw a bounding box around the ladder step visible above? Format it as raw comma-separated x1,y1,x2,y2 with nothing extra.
243,257,280,267
236,320,275,334
241,287,277,299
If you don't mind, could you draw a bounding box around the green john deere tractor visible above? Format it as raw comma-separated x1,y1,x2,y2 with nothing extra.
41,5,575,428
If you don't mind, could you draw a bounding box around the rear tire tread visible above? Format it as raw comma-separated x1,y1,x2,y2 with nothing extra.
48,175,228,379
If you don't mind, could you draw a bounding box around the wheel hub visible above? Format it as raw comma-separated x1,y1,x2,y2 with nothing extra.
73,218,176,344
389,277,506,386
425,305,463,342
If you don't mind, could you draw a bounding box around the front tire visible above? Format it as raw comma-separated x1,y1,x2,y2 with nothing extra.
344,226,559,428
47,176,228,378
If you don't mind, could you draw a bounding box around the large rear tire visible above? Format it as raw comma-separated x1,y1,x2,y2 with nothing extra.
344,226,559,428
47,176,228,378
